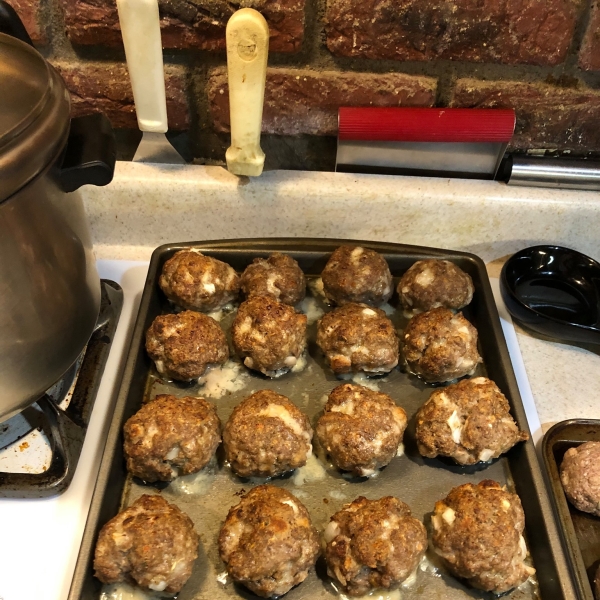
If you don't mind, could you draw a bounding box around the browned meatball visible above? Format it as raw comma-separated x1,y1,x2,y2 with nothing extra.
402,307,482,383
145,310,229,381
94,494,199,594
398,259,474,314
321,246,393,306
415,377,529,465
560,441,600,516
324,496,427,596
123,395,221,482
240,253,306,305
159,249,239,311
316,303,399,375
232,296,307,377
219,485,320,597
316,384,407,476
430,480,535,593
223,390,313,478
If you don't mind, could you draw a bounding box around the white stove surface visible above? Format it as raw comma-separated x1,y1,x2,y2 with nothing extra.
0,267,541,600
0,260,149,600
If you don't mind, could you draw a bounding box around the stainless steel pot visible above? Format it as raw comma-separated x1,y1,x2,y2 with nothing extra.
0,3,116,421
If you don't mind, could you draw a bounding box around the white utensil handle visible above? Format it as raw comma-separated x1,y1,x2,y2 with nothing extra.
116,0,168,133
225,8,269,176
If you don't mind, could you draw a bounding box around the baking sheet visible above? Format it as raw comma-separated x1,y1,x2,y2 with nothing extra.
70,239,576,600
543,420,600,600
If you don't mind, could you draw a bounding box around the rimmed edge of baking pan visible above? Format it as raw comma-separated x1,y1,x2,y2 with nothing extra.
543,419,600,600
69,238,577,600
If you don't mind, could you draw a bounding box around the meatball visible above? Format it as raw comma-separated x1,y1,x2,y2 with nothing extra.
430,480,535,593
415,377,529,465
232,296,307,377
223,390,312,478
219,485,319,597
316,384,407,476
123,395,221,482
321,246,393,306
324,496,427,596
94,494,199,594
316,303,399,375
240,253,306,305
402,307,482,383
159,249,239,311
398,259,474,314
560,441,600,516
145,310,229,381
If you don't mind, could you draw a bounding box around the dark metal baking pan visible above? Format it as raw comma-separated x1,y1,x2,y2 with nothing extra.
543,419,600,600
69,238,577,600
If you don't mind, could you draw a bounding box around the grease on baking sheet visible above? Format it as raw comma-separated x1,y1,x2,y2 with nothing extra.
329,580,402,600
300,296,325,324
293,454,328,486
100,582,174,600
336,371,388,392
168,455,218,496
197,360,249,398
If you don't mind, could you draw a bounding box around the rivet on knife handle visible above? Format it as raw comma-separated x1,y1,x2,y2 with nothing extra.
225,8,269,177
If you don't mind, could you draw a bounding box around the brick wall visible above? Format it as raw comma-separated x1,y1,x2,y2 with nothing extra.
13,0,600,169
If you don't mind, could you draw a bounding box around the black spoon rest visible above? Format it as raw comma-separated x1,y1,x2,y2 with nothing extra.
500,245,600,345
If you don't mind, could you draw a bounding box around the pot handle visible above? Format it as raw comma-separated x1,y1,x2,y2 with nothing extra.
58,113,117,193
0,1,34,46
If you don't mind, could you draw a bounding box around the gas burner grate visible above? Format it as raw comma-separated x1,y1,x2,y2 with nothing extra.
0,280,123,498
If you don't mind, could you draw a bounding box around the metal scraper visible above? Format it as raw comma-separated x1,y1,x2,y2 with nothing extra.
116,0,185,164
336,107,515,179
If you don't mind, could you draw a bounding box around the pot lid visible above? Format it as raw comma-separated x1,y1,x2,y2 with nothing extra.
0,34,50,142
0,33,71,202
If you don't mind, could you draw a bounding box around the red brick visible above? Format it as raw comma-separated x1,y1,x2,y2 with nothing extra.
207,67,437,136
579,2,600,71
51,60,189,130
10,0,46,44
451,78,600,152
61,0,304,52
326,0,582,67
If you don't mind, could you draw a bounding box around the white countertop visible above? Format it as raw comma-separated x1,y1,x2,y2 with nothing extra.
83,163,600,264
510,323,600,431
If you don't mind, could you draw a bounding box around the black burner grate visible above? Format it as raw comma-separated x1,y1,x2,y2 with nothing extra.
0,280,123,498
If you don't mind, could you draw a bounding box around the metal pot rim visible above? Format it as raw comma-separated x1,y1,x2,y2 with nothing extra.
0,34,71,202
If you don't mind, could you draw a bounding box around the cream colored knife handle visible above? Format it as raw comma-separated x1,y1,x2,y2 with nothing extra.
225,8,269,176
116,0,168,133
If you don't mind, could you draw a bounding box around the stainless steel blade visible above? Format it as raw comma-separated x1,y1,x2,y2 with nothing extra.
336,140,507,178
132,131,185,164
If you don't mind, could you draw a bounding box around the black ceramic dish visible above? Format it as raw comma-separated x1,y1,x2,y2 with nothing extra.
500,245,600,345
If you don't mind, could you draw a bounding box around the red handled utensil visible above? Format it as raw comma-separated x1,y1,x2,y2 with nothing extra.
336,107,515,179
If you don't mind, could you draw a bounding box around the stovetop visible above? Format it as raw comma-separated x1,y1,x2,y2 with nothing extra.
0,280,123,498
0,260,149,600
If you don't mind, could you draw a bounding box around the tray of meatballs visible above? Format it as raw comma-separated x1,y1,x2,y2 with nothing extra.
543,420,600,600
70,238,575,600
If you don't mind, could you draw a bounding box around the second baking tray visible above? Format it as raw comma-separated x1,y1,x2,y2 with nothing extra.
70,238,576,600
543,419,600,600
